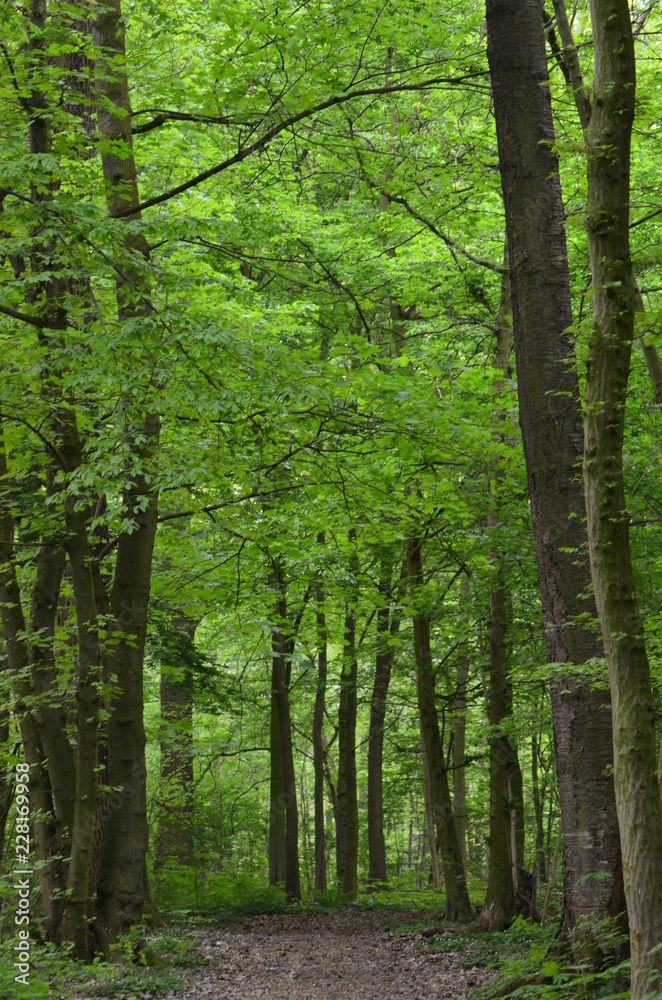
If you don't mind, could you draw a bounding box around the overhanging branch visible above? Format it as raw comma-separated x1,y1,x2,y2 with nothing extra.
0,304,47,328
117,71,488,218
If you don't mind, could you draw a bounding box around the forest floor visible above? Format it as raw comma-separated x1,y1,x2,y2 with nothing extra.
158,909,491,1000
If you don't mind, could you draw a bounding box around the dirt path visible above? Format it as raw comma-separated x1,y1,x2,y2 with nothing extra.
165,910,488,1000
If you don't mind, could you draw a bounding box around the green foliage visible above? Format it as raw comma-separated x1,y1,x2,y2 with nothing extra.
0,929,202,999
465,917,634,1000
155,869,290,921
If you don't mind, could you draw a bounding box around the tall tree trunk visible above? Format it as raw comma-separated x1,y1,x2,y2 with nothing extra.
476,573,515,930
336,530,359,899
476,242,518,931
485,0,625,934
407,535,471,920
531,728,547,886
453,575,470,871
269,611,286,888
92,0,160,937
313,533,327,894
367,556,401,888
583,2,662,994
0,429,63,936
59,498,102,958
268,564,301,901
21,4,102,953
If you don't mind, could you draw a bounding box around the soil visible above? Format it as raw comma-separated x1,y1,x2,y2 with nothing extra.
162,909,490,1000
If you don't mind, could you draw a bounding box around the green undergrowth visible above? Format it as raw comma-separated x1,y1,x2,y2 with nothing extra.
0,927,203,1000
408,915,657,1000
153,865,468,923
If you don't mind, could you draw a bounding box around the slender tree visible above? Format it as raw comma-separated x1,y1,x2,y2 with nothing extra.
367,554,402,888
583,1,662,993
407,534,471,919
336,529,360,899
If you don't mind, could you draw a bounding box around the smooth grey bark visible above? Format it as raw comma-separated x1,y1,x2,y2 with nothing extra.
485,0,625,934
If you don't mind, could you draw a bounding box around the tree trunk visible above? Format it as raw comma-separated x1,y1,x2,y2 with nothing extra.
92,0,160,937
268,565,301,901
420,730,441,892
475,573,516,930
336,530,359,899
485,0,625,934
269,611,286,888
313,533,327,895
407,535,471,920
0,429,63,936
583,2,662,994
367,556,401,888
531,729,547,886
475,241,518,931
453,576,470,871
60,501,102,958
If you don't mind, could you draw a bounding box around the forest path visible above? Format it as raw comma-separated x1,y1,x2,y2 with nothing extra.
166,909,488,1000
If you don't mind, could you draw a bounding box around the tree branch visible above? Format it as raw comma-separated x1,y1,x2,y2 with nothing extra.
116,71,488,218
383,191,505,273
131,109,256,135
0,304,47,328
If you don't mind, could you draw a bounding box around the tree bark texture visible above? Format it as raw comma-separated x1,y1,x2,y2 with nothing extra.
548,1,662,410
485,0,625,933
476,575,516,930
583,2,662,994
